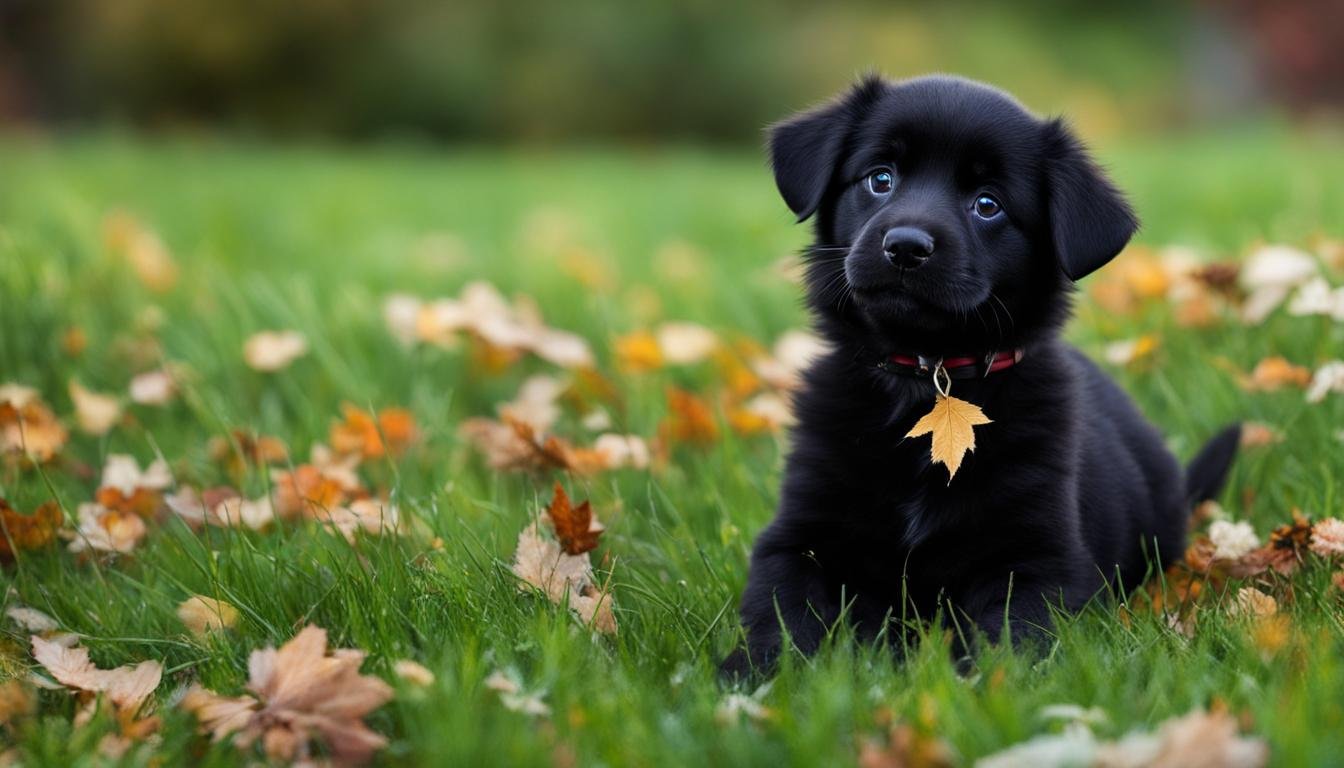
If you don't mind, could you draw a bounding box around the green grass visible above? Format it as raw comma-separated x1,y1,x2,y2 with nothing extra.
1,128,1343,766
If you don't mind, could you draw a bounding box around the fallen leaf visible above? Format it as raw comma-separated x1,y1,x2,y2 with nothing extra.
242,330,308,372
1306,360,1344,403
1310,518,1344,557
0,385,68,463
311,499,400,543
905,394,992,479
729,392,795,434
272,464,348,519
1238,356,1312,392
0,499,64,560
545,483,603,556
591,433,650,469
393,660,435,687
329,403,418,460
5,605,59,633
0,680,34,727
752,330,827,391
511,522,617,633
1230,587,1278,618
484,670,550,716
1287,277,1344,320
1094,707,1268,768
69,381,123,436
858,723,955,768
182,625,393,766
30,635,162,711
615,330,664,372
128,369,177,405
498,375,567,433
177,596,240,638
68,503,147,554
103,211,178,292
1239,244,1318,324
1238,422,1283,448
660,387,719,444
207,429,290,477
1102,335,1160,367
656,322,718,364
1208,520,1260,561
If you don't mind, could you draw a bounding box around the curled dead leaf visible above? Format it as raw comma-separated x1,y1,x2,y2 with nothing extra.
30,635,162,711
183,625,392,766
177,596,240,638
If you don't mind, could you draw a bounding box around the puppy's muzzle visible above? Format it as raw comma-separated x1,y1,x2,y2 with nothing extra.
882,227,935,269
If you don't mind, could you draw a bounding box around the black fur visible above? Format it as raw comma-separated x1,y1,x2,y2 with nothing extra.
724,75,1238,678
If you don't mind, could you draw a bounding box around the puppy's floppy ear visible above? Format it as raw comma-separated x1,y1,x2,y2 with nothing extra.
1041,118,1138,280
768,76,884,221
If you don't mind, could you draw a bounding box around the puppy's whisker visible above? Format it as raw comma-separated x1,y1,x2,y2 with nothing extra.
990,292,1016,332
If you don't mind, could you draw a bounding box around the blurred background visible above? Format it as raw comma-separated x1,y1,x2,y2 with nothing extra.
2,0,1342,145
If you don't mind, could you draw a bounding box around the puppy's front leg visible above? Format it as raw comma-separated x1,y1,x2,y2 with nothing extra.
954,561,1094,654
722,520,837,677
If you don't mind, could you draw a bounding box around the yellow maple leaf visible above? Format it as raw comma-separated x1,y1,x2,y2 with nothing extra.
905,394,991,479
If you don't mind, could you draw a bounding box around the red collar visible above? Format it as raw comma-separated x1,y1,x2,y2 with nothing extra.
882,349,1024,379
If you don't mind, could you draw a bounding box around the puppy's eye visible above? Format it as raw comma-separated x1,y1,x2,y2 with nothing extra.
867,169,894,196
973,194,1003,219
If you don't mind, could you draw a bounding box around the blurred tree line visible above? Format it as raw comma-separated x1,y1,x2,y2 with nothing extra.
0,0,1339,143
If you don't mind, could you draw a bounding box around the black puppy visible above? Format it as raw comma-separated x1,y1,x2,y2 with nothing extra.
724,75,1239,676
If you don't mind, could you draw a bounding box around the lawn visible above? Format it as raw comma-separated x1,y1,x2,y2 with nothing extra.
1,128,1343,766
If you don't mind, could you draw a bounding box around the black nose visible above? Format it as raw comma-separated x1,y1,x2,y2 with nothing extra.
882,227,935,268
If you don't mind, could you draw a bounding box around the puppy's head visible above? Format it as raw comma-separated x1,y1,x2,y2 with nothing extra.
771,75,1136,353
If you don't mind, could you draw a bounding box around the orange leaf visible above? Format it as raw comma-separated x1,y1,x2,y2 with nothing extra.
545,483,603,555
0,500,63,559
1239,356,1312,392
615,330,664,373
660,387,718,444
330,403,418,459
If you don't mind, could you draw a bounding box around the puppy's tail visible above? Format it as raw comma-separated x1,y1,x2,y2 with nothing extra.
1185,424,1241,504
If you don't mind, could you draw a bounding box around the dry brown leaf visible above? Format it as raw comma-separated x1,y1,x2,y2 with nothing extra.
243,330,308,372
393,660,435,687
128,369,177,405
30,635,162,711
1309,518,1344,557
183,625,392,766
1306,361,1344,403
656,322,718,364
0,499,63,560
1092,707,1267,768
545,483,603,556
177,596,240,638
857,723,955,768
311,499,401,543
68,503,147,555
511,522,617,634
6,605,59,633
69,380,123,436
103,211,179,292
1230,587,1278,618
0,384,68,463
0,680,34,726
1238,422,1284,448
905,394,991,480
